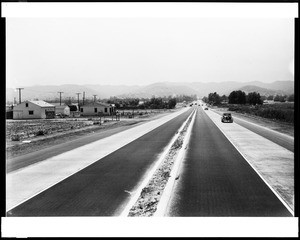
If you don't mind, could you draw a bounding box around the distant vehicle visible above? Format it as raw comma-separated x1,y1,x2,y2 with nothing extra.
190,104,193,107
204,107,208,110
221,113,233,123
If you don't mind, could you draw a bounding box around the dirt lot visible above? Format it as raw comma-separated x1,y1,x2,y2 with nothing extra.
6,109,177,159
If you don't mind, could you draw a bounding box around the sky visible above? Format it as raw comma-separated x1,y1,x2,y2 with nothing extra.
6,17,294,88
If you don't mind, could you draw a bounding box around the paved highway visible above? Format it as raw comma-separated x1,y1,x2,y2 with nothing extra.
165,107,292,216
7,123,142,173
212,110,294,152
7,108,193,216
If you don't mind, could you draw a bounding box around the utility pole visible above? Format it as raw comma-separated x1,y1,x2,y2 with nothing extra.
58,91,63,106
16,88,24,104
83,91,85,105
76,93,81,106
93,95,97,103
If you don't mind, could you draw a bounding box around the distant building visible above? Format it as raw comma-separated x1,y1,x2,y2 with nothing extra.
79,102,113,116
13,100,55,119
52,103,71,116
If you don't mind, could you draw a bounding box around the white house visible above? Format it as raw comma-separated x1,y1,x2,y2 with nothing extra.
53,103,70,116
13,100,55,119
79,102,113,116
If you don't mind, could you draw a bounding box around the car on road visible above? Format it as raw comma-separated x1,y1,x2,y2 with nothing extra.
221,113,233,123
204,107,208,110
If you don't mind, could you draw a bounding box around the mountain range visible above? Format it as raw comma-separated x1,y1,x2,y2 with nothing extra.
6,81,294,103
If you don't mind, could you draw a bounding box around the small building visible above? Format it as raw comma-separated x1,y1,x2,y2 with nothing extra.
13,100,55,119
53,103,70,116
79,102,113,116
6,105,14,119
67,103,81,117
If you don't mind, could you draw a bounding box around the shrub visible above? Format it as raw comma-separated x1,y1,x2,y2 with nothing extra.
11,134,20,141
227,103,294,123
36,130,45,136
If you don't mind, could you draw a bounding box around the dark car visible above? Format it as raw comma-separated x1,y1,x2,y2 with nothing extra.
204,107,208,110
221,113,233,123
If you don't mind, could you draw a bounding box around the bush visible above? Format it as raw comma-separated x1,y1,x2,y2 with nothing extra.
36,130,46,136
11,134,20,141
227,103,294,123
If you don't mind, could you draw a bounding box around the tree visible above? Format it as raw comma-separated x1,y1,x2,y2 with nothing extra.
228,90,246,104
287,94,294,102
260,95,267,101
220,95,228,102
247,92,263,105
202,96,208,103
274,95,286,102
168,98,177,109
267,95,274,101
208,92,221,105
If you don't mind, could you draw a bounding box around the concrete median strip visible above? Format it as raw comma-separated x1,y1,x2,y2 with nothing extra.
120,109,196,217
203,107,294,215
6,107,190,212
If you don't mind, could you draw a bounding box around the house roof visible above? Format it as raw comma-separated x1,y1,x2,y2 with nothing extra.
55,105,70,109
81,102,111,107
52,103,68,107
28,100,55,108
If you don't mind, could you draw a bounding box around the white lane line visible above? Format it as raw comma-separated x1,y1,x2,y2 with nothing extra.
154,108,197,217
119,109,196,217
203,108,294,216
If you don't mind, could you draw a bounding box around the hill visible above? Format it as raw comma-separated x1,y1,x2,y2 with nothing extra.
6,81,294,103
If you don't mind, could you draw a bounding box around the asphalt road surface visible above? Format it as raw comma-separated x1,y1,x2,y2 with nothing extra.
7,123,141,173
7,108,193,216
165,107,292,216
